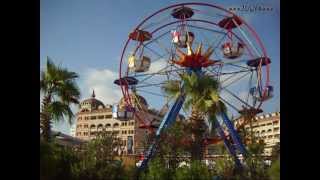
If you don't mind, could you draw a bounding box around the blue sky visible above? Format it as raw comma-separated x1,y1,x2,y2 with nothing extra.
41,0,279,135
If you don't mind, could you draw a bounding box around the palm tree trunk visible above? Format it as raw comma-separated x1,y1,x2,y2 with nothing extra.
40,94,52,142
189,107,206,161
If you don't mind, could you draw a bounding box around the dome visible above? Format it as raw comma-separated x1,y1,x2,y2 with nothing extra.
118,93,148,110
80,90,105,111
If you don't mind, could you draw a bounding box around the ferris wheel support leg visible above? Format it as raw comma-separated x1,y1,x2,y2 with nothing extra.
214,120,242,168
220,112,247,157
138,93,186,172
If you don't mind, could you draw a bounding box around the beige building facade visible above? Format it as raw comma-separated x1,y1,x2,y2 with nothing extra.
235,111,280,156
75,91,163,155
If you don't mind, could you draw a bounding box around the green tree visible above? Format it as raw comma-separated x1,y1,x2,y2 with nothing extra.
271,142,280,161
162,72,226,161
174,160,212,180
40,57,80,142
268,158,280,180
140,157,172,180
40,140,79,180
71,132,125,180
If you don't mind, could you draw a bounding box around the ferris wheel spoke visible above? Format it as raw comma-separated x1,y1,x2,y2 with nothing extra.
219,70,252,76
191,8,229,19
232,19,262,57
220,71,251,89
223,88,254,109
145,30,171,46
153,38,171,55
137,89,168,98
135,82,167,89
141,15,172,30
223,63,251,71
219,96,241,112
142,43,166,58
132,68,185,78
138,65,172,84
187,24,227,36
211,33,228,58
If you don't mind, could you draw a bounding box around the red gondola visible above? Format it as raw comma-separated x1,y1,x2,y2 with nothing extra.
218,16,242,29
129,30,152,42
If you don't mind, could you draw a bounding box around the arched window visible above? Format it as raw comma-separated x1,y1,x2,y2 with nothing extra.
105,124,111,128
113,123,119,128
90,124,96,131
97,124,104,131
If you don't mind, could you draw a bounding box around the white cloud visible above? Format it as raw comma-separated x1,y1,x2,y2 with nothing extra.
82,68,122,105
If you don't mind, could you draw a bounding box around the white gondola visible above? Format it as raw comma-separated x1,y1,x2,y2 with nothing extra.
222,42,244,59
112,104,134,119
112,105,118,118
128,55,151,73
171,30,194,48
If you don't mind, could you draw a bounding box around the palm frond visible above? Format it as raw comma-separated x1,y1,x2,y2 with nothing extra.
161,80,181,100
47,101,74,124
207,114,218,134
56,80,81,105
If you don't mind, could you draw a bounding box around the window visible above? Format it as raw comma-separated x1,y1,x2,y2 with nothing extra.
90,125,96,131
91,116,97,120
98,115,104,119
113,123,119,128
90,132,96,136
105,124,111,128
267,123,272,126
273,120,279,124
268,135,273,139
85,116,89,120
267,129,272,132
274,127,280,132
274,134,280,138
125,122,127,126
84,124,88,128
105,115,112,119
97,124,103,131
122,130,127,134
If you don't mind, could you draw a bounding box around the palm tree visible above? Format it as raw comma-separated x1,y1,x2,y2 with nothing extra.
162,72,226,160
40,57,80,142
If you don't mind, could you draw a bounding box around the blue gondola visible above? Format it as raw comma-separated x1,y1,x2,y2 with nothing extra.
250,86,273,101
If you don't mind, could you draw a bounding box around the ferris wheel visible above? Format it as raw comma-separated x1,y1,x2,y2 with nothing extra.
114,2,272,170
